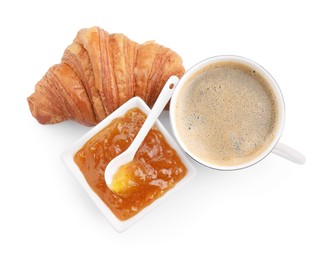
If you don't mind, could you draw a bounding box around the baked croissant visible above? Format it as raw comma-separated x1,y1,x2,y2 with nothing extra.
27,27,185,126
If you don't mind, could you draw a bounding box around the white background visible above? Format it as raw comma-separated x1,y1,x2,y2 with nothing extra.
1,0,324,259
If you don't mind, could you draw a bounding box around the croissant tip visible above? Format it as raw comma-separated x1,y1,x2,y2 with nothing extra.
27,97,65,125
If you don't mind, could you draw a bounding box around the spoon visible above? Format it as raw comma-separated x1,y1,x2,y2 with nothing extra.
104,75,179,190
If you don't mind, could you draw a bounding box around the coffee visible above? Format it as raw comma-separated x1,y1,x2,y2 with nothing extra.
174,61,280,166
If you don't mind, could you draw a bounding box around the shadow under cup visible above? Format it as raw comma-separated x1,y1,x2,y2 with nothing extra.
169,55,285,171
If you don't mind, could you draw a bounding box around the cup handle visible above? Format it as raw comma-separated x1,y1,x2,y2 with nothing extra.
272,142,306,165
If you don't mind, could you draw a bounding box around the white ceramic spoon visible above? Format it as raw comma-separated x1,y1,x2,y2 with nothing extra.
104,76,179,189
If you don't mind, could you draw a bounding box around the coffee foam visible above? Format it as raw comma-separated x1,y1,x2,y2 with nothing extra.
175,61,279,166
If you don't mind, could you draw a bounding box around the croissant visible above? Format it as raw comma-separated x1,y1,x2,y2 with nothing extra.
27,27,185,126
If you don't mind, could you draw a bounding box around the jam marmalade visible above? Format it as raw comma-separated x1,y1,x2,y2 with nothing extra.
74,108,187,220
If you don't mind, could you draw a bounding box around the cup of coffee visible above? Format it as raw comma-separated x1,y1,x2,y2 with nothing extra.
169,55,305,170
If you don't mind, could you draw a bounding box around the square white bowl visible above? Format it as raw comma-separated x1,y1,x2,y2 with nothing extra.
61,97,196,232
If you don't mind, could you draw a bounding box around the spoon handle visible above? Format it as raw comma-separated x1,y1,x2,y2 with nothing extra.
129,76,179,155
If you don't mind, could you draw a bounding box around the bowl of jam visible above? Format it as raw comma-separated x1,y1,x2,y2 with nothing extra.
61,97,196,232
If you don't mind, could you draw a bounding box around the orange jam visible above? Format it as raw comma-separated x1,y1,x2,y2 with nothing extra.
74,108,187,220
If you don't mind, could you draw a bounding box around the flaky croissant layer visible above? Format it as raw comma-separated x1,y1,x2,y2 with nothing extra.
27,26,185,126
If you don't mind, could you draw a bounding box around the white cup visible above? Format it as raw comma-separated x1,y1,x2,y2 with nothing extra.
169,55,305,170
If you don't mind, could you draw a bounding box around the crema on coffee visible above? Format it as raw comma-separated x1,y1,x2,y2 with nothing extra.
174,61,279,166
